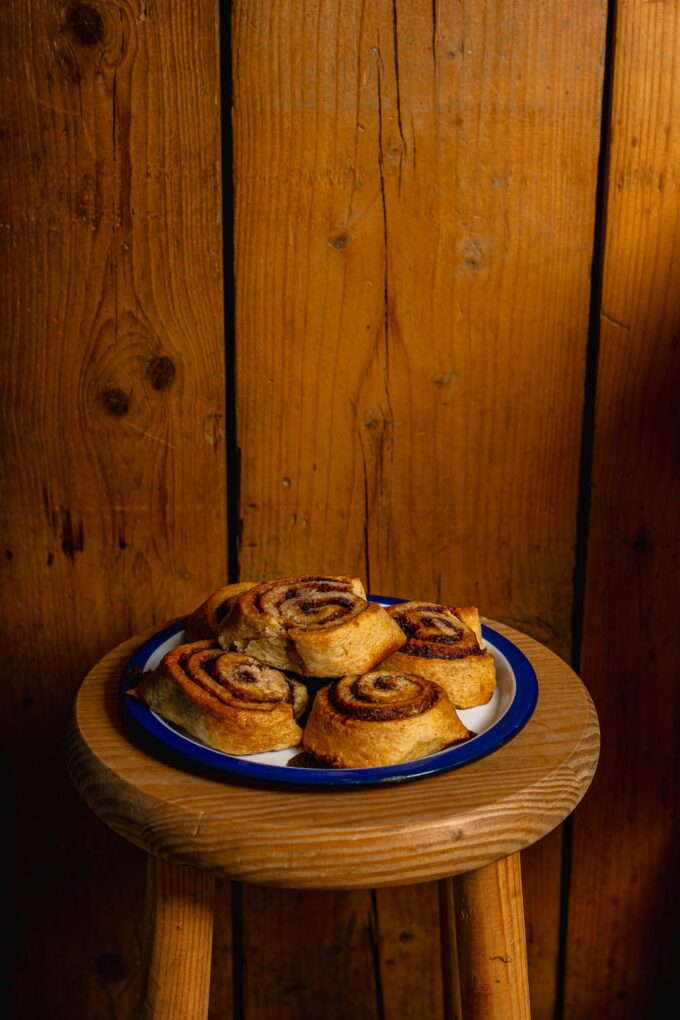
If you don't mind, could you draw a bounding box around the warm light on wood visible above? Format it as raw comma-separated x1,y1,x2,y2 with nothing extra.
231,0,607,1012
566,0,680,1015
67,619,598,888
142,856,215,1020
453,854,530,1020
67,618,597,1018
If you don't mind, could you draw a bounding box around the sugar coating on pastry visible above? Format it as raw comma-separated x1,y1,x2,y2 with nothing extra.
218,575,406,677
302,669,470,768
381,601,496,709
129,640,308,755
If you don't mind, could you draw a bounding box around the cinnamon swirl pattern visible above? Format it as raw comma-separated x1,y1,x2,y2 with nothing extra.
184,581,257,641
218,575,406,677
302,670,470,768
128,640,308,755
381,602,496,709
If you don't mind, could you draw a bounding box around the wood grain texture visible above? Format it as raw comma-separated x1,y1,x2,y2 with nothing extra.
373,883,445,1020
438,879,463,1020
208,880,234,1020
231,2,606,1016
142,856,215,1020
67,619,599,886
241,887,381,1020
452,853,530,1019
0,2,225,1016
241,866,444,1019
564,1,680,1016
69,619,598,1017
232,0,605,657
520,827,563,1018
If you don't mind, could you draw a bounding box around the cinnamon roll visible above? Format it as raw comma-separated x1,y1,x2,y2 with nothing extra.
185,581,257,641
218,575,406,677
128,640,308,755
381,602,496,709
302,669,470,768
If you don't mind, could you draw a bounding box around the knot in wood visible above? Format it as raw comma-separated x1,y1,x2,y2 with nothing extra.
95,953,127,981
145,355,176,391
102,387,131,417
67,3,105,47
328,234,348,251
363,407,384,431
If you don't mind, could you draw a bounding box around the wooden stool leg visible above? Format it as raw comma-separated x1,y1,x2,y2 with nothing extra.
142,855,216,1020
450,852,530,1019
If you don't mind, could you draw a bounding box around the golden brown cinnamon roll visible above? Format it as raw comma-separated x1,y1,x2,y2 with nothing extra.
302,669,470,768
381,602,496,709
218,575,405,677
128,640,308,755
185,581,258,641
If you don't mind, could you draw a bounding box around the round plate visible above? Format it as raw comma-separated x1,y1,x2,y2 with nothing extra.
121,596,538,787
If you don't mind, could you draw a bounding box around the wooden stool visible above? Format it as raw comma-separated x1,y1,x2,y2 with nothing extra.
66,621,598,1019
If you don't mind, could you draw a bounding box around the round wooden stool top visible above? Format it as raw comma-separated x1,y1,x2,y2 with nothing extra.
67,620,599,890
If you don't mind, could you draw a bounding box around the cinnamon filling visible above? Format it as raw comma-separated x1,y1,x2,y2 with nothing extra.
399,642,483,660
392,604,480,659
329,674,439,721
179,649,294,705
251,578,364,626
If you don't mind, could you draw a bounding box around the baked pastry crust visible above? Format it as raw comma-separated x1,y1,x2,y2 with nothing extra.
218,575,406,677
302,669,470,768
185,581,258,641
128,640,308,755
381,602,496,709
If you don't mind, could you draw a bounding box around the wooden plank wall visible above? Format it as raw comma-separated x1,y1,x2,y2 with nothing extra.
231,2,605,1019
1,1,226,1016
564,1,680,1016
2,1,678,1018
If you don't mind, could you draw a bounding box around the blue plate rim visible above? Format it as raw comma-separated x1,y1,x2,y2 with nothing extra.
121,595,538,787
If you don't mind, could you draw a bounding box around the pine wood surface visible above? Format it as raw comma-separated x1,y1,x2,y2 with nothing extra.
231,1,606,1014
451,853,530,1020
12,0,672,1015
373,882,446,1019
1,1,226,1015
142,856,215,1020
564,1,680,1016
241,887,382,1020
67,619,599,888
232,0,605,653
208,880,235,1020
239,880,445,1020
438,879,463,1020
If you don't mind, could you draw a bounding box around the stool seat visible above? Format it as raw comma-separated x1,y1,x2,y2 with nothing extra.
66,620,599,1018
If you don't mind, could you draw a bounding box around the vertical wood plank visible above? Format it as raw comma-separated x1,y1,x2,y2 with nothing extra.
241,887,380,1020
565,1,680,1015
208,880,235,1020
520,829,563,1016
1,2,226,1015
232,1,606,1017
242,884,443,1020
438,879,463,1020
373,884,444,1020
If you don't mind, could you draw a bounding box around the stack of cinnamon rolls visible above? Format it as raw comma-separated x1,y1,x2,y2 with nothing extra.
129,575,496,769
